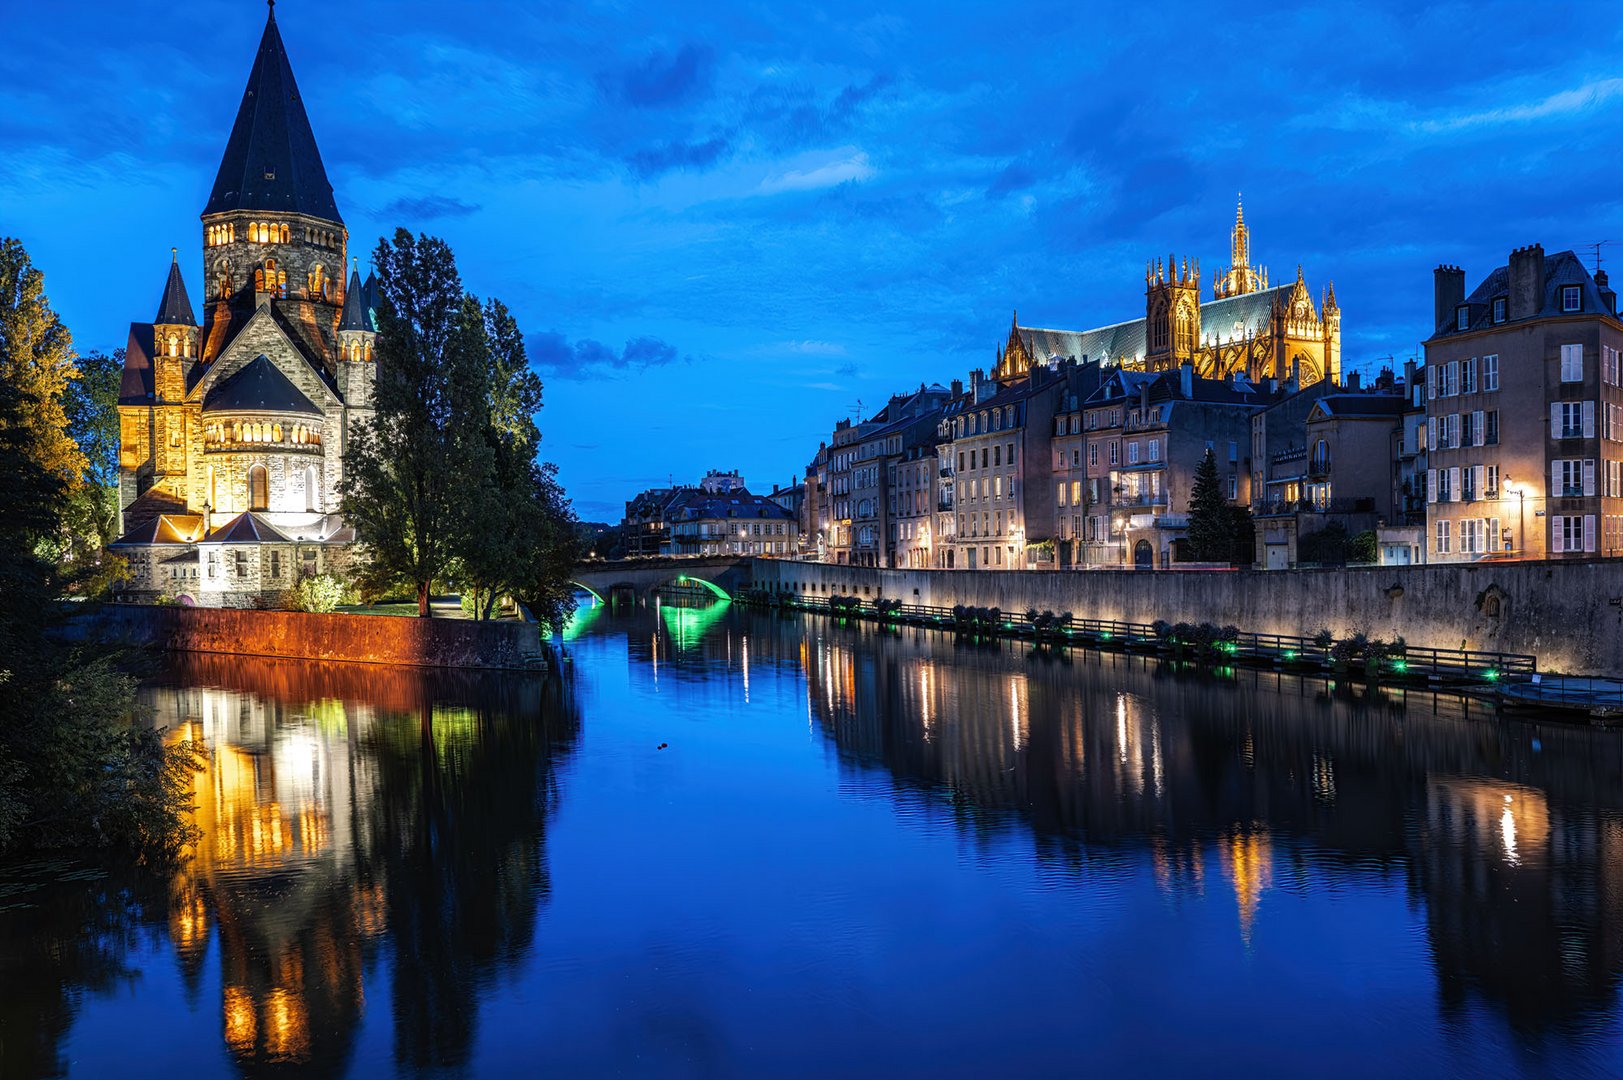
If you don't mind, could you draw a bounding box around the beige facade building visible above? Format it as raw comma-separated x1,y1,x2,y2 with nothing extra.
1425,245,1623,561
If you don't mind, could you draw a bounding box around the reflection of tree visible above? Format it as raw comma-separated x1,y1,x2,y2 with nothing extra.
366,675,580,1071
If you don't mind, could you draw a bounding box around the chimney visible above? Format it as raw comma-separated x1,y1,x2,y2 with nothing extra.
1178,363,1193,398
1598,269,1617,316
1404,358,1417,390
1433,265,1466,332
1347,370,1361,391
951,378,964,398
1507,244,1544,321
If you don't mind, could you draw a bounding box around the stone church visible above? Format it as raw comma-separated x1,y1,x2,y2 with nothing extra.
998,199,1342,387
112,4,375,606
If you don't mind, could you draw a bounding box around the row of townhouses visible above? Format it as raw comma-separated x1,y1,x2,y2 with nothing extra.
786,204,1621,569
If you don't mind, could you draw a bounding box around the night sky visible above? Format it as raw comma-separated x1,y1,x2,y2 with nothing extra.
4,1,1620,520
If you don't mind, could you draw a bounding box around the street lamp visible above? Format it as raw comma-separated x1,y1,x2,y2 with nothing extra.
1503,479,1524,553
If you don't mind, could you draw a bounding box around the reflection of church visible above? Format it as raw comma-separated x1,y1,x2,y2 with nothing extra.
1005,199,1341,387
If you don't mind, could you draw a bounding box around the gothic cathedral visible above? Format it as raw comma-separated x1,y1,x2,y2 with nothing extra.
113,4,375,605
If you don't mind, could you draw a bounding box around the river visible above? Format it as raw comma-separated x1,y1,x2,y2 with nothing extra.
4,598,1623,1077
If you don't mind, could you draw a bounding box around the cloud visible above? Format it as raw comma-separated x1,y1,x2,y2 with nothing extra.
627,134,732,178
834,361,858,377
986,162,1036,200
377,194,481,221
602,44,714,107
529,331,688,378
1414,76,1623,133
758,150,875,194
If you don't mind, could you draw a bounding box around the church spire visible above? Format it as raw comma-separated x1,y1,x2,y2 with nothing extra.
338,263,370,332
205,4,342,222
155,248,197,327
1232,193,1249,274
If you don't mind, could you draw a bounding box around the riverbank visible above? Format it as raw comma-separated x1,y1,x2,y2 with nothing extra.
745,558,1623,676
89,604,547,671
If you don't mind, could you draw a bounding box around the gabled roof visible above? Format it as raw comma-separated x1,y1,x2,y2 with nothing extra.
111,513,206,546
154,254,196,327
338,268,370,331
1308,394,1407,420
205,512,292,544
205,7,342,222
202,355,323,415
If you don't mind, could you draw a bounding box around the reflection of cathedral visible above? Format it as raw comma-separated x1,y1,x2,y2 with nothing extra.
1008,199,1341,387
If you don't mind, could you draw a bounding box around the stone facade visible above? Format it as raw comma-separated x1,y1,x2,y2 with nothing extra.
112,7,375,608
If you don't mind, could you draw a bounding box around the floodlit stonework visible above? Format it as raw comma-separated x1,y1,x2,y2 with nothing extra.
112,6,373,607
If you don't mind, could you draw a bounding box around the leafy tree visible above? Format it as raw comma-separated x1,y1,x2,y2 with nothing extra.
57,348,124,577
1299,522,1350,565
0,238,86,486
1185,448,1234,562
340,231,491,616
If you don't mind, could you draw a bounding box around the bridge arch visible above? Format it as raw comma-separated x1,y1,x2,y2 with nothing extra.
568,580,607,603
666,574,731,601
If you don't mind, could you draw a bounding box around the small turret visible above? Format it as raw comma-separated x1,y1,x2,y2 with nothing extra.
336,262,376,409
153,250,199,401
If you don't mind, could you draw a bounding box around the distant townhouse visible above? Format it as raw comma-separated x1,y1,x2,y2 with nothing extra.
1425,244,1623,561
1080,366,1262,569
666,488,798,556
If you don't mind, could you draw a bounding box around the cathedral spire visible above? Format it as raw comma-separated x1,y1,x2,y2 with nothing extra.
1232,193,1249,273
205,5,342,222
339,265,370,331
155,249,197,327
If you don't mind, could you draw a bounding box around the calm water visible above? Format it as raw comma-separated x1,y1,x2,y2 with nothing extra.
6,600,1623,1078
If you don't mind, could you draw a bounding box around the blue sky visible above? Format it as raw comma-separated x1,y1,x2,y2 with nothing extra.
3,1,1621,520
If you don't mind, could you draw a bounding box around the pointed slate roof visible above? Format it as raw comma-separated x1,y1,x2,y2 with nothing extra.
155,252,196,326
203,354,323,415
205,7,342,222
338,267,370,331
205,511,292,544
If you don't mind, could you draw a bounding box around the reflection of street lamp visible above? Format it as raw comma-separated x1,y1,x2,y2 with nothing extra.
1504,478,1526,556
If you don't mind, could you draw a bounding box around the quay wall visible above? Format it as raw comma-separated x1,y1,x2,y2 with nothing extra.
92,604,544,671
747,560,1623,675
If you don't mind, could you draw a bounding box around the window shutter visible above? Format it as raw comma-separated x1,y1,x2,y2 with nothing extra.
1552,402,1563,433
1584,400,1596,438
1427,417,1437,449
1487,517,1500,551
1474,465,1485,498
1449,466,1461,501
1427,469,1437,503
1553,518,1565,553
1428,365,1438,398
1585,459,1597,496
1585,515,1597,553
1473,410,1485,447
1553,459,1563,495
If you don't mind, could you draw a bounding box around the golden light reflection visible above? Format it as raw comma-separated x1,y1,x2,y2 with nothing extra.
223,985,256,1053
1218,828,1273,946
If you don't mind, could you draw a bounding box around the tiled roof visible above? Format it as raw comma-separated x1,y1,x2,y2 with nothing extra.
1021,285,1294,366
111,512,205,546
205,512,292,544
203,354,323,415
205,7,342,222
118,323,156,404
154,256,196,327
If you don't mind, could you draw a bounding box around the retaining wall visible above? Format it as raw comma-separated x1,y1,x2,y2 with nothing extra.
749,560,1623,675
93,605,544,671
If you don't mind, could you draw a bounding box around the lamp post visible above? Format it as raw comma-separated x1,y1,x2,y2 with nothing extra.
1504,478,1526,557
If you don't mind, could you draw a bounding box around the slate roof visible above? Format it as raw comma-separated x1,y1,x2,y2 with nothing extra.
202,355,323,415
1310,394,1407,419
118,323,156,404
154,255,196,326
1434,249,1615,338
1020,285,1294,366
668,489,795,521
338,268,370,331
110,513,206,546
205,7,342,222
205,512,292,544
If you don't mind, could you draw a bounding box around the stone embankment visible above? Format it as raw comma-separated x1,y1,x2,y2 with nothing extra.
746,559,1623,676
92,604,546,671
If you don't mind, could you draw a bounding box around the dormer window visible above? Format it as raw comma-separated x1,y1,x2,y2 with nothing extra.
1492,297,1507,323
1562,285,1582,313
1456,305,1470,331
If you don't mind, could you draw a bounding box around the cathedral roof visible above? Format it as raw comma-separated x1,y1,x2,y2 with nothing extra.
203,354,323,415
1018,284,1298,368
205,7,342,223
155,253,196,326
205,511,292,544
338,267,370,331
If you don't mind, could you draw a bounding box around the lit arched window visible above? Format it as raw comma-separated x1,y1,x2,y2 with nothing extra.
228,222,236,243
166,335,178,358
277,270,286,298
248,465,269,510
216,258,232,300
231,421,241,442
280,224,290,243
364,341,372,361
272,423,283,442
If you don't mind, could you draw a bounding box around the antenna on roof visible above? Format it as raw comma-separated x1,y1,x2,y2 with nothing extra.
850,398,864,420
1588,241,1613,276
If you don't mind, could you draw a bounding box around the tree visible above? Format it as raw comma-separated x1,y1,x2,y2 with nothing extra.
1185,448,1234,562
340,231,490,616
0,238,86,487
58,348,124,573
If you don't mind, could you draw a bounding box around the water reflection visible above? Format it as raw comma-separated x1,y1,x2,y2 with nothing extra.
1,654,578,1077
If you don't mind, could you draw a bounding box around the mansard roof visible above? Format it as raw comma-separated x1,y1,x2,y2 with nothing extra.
155,254,196,326
338,268,370,330
205,7,342,223
202,354,323,415
1437,249,1616,338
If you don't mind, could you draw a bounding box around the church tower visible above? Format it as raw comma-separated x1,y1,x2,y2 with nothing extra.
337,263,376,410
199,0,347,366
1214,195,1265,299
1144,255,1201,372
150,250,200,491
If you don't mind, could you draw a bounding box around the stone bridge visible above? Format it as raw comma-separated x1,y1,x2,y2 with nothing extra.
569,557,756,603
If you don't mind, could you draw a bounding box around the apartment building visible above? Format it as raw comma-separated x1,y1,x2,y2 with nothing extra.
1425,244,1623,561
